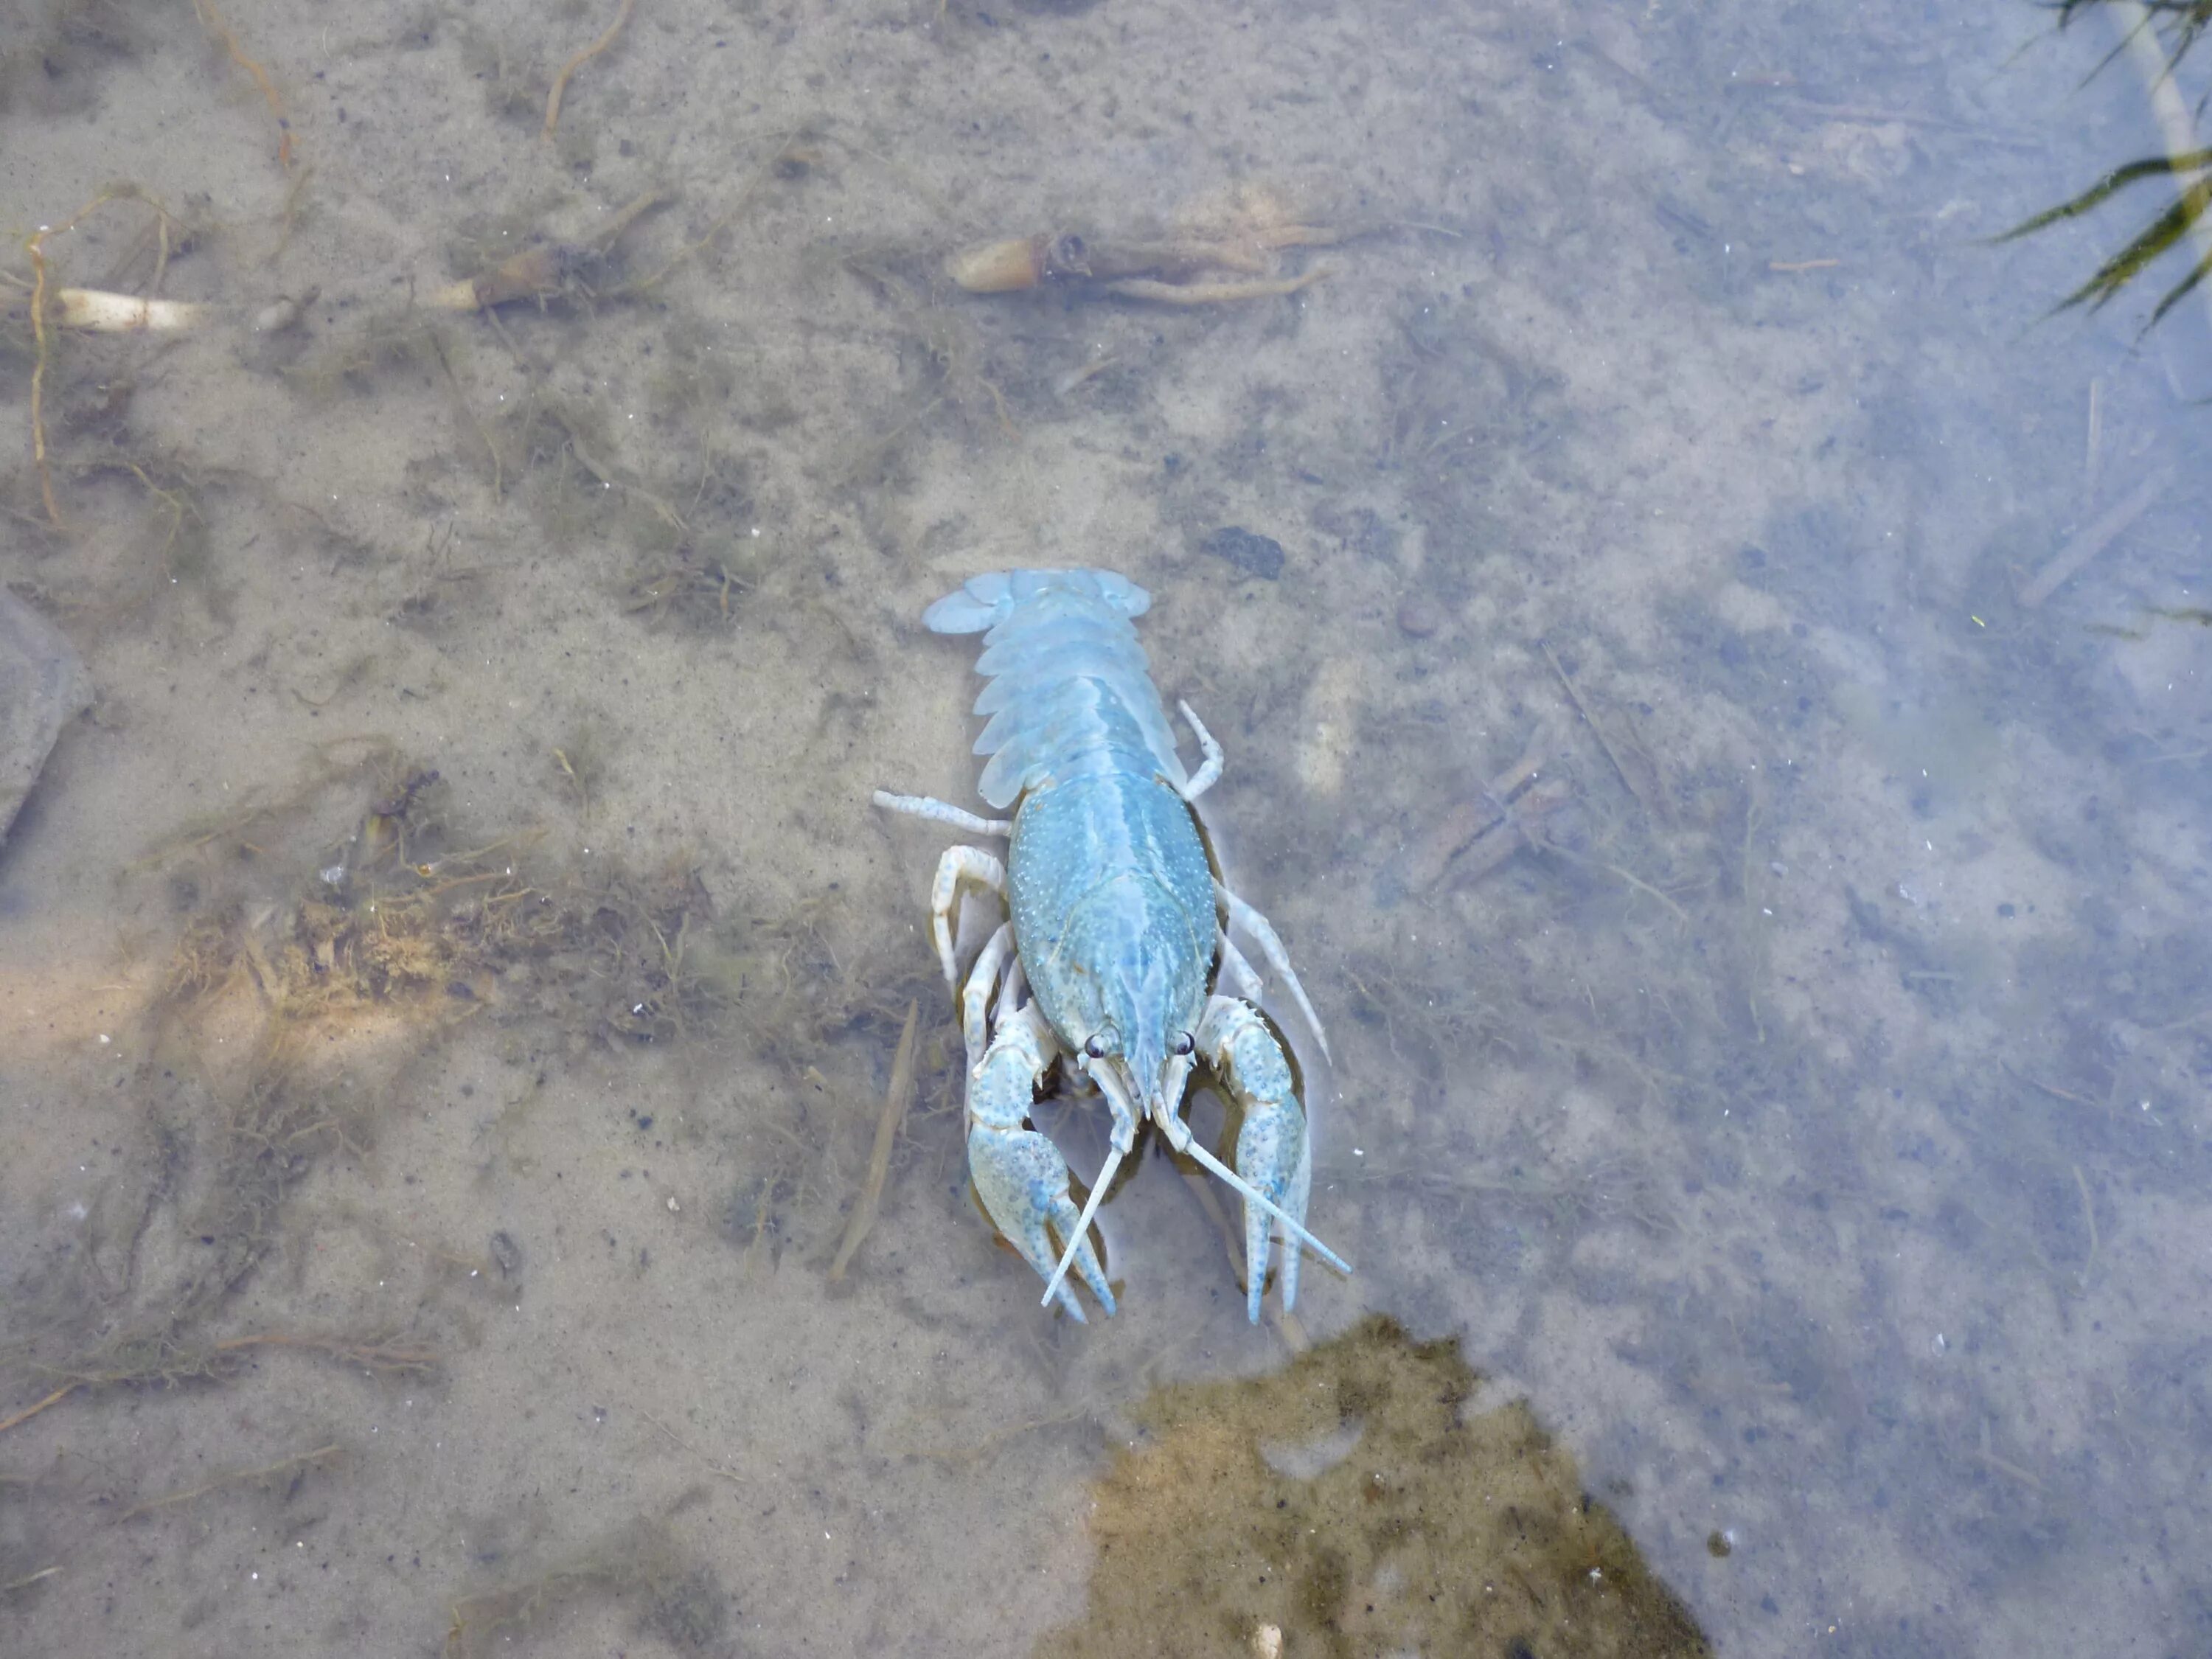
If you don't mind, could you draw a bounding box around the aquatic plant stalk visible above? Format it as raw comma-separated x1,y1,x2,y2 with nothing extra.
828,1001,919,1281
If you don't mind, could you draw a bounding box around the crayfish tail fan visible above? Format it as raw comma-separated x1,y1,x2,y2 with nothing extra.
922,567,1151,633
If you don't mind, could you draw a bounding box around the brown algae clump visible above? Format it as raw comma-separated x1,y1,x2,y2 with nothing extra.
1044,1315,1708,1658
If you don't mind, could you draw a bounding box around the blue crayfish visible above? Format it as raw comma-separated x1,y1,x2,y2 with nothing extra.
875,568,1349,1322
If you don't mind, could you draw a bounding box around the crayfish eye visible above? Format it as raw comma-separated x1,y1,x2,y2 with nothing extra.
1084,1035,1107,1060
1171,1032,1195,1057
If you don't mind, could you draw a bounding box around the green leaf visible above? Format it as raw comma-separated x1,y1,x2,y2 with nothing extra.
1994,149,2212,243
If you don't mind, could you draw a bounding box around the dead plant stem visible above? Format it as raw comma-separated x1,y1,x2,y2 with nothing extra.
829,1001,919,1280
544,0,639,142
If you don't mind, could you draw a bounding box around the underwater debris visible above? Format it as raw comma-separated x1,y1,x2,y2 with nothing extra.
621,552,748,629
139,753,758,1053
1380,731,1572,902
950,184,1340,305
827,999,919,1282
46,288,210,332
426,187,674,312
1200,525,1287,580
7,187,672,348
2017,465,2172,608
14,186,192,523
117,1441,344,1522
1,755,774,1441
443,1518,726,1659
542,0,639,143
2,1333,434,1438
0,589,91,846
188,4,287,166
190,0,292,170
1042,1315,1709,1658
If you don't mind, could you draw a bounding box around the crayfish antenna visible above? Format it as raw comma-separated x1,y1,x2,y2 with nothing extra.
1183,1138,1352,1277
1040,1147,1122,1311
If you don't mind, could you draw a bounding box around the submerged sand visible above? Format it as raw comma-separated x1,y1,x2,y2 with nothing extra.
4,0,2210,1654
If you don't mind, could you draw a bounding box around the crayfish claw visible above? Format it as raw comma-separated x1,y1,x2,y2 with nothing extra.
968,1124,1116,1319
1232,1098,1313,1324
1197,993,1321,1324
965,1004,1116,1318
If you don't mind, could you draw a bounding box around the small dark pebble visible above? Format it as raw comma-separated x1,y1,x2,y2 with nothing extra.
1397,597,1439,638
1708,1529,1733,1558
1200,525,1285,580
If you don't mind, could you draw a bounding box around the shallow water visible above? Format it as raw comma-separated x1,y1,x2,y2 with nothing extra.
3,0,2209,1654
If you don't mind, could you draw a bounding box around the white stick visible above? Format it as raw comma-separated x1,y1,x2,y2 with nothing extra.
54,288,212,333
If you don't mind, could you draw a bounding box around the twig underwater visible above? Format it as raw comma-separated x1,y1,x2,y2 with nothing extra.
17,188,187,523
1380,731,1571,902
2018,464,2172,606
192,0,294,170
829,1000,920,1281
116,1442,344,1521
0,1332,436,1439
543,0,641,143
946,186,1347,306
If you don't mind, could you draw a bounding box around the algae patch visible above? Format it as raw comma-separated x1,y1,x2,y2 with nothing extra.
1045,1315,1708,1659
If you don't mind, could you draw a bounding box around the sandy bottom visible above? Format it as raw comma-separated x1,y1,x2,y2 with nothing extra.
4,0,2211,1654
